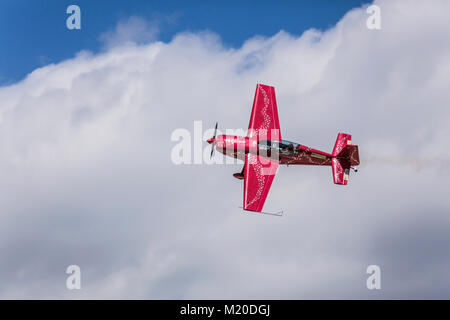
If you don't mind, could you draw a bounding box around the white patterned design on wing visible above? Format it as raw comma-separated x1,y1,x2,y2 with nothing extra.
246,154,266,208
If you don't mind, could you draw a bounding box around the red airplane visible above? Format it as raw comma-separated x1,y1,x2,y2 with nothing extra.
207,84,360,214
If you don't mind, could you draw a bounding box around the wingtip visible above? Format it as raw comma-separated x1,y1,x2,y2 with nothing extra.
239,206,283,217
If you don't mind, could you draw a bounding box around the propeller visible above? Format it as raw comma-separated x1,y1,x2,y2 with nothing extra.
207,122,218,158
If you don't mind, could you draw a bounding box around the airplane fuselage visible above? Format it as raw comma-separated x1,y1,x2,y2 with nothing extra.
209,134,333,166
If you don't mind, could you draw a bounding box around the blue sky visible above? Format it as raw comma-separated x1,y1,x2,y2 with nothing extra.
0,0,367,84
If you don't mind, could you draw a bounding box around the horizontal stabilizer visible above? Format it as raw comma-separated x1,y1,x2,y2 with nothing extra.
332,158,349,185
332,133,352,157
331,132,359,185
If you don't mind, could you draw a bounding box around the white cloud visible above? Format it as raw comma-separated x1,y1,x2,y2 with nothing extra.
99,16,160,48
1,0,450,298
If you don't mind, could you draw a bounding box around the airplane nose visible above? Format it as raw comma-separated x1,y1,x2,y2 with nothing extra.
207,138,215,144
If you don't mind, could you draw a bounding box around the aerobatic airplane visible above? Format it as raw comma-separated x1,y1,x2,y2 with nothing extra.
207,84,360,214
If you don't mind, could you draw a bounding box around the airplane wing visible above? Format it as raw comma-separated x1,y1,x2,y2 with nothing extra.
243,153,279,212
248,84,281,141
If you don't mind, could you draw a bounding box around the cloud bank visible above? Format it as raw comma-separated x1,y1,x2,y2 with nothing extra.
1,0,450,298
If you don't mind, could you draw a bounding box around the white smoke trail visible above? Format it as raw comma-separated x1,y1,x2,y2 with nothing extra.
360,155,450,172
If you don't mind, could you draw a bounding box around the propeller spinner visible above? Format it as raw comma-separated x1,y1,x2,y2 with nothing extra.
207,122,218,158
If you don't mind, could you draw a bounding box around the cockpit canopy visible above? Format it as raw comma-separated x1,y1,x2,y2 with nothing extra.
258,140,300,155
